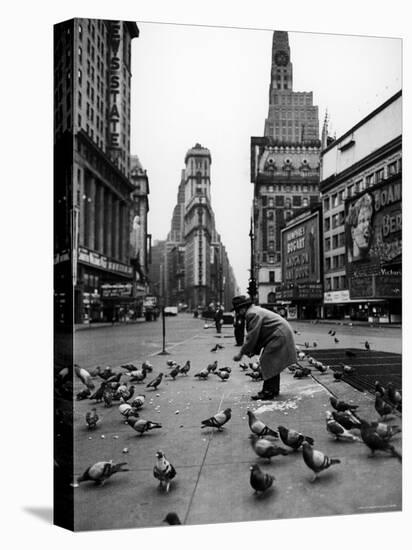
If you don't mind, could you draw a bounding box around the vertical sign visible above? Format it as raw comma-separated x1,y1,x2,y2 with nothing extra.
108,21,122,164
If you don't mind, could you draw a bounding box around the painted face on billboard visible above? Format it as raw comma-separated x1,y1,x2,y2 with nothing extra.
346,193,374,261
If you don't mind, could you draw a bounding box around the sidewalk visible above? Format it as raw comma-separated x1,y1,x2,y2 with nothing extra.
72,325,402,530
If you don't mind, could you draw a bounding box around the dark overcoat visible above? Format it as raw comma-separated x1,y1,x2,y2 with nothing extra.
240,305,297,380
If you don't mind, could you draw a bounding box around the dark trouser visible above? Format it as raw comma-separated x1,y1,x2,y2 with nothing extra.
215,320,221,333
234,326,244,345
263,374,280,396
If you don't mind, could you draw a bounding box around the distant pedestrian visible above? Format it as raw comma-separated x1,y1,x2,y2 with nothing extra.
214,304,224,334
232,295,297,400
233,310,245,346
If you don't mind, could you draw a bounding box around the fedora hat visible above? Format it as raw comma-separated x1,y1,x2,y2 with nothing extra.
232,295,252,311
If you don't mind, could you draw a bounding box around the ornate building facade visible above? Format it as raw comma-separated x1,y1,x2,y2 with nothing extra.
54,18,140,324
250,31,321,310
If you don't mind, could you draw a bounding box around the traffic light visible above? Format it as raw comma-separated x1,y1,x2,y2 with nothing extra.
247,278,257,298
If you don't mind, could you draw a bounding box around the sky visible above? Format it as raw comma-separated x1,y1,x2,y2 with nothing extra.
130,23,401,295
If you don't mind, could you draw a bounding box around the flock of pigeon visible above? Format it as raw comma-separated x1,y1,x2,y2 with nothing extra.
55,326,402,526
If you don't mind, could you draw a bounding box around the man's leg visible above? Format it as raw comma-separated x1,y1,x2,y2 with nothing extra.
251,374,280,401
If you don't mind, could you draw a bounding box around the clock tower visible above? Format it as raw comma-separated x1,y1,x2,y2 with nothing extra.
270,31,293,96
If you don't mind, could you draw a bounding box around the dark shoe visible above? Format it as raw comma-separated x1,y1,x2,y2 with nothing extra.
251,390,277,401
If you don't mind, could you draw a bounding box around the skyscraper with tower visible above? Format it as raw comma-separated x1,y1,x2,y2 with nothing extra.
250,31,321,309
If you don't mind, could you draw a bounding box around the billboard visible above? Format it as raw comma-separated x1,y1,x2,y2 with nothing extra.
280,211,322,299
345,178,402,298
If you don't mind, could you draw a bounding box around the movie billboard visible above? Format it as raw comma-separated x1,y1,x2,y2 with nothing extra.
281,211,322,298
345,178,401,298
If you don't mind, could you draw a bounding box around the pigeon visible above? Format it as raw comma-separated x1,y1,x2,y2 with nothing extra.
365,341,370,351
375,392,394,418
293,367,311,378
75,365,95,390
247,410,278,438
334,337,339,344
207,360,218,373
374,381,387,398
330,396,358,412
214,370,230,382
298,351,306,360
325,411,360,441
210,344,219,352
330,330,336,336
239,362,249,371
85,408,99,429
219,366,232,373
76,388,91,400
119,403,139,419
249,464,275,494
89,366,102,377
278,425,314,451
313,342,318,348
98,366,114,380
216,344,224,349
302,441,341,481
250,436,289,462
317,364,329,374
359,420,402,461
179,361,191,375
246,371,262,381
304,342,310,348
342,364,354,375
131,395,145,410
194,368,209,380
386,382,402,409
120,363,137,372
287,364,298,373
77,461,129,486
163,512,181,525
201,408,232,431
153,450,176,492
331,410,361,430
103,388,113,408
89,382,107,402
127,418,162,436
369,421,401,440
166,360,177,368
249,362,261,372
293,330,301,335
115,384,135,402
104,372,123,385
130,368,148,383
345,350,356,358
142,361,153,372
333,371,344,381
146,373,164,390
166,366,180,380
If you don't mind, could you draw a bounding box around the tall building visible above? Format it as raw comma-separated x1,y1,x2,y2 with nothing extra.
320,91,402,323
54,18,139,324
250,31,321,311
152,144,238,311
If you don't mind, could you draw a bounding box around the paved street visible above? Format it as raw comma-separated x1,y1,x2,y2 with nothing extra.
68,314,402,531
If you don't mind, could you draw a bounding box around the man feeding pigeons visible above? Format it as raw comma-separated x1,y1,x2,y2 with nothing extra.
232,295,297,401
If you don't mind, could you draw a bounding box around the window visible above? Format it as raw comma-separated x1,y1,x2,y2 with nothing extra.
268,240,275,251
376,168,384,183
268,255,275,264
340,275,346,289
268,292,276,303
269,271,275,283
78,46,82,63
332,235,339,248
292,196,301,207
326,278,331,291
275,195,284,207
366,174,374,187
325,257,331,271
332,193,338,208
78,69,82,85
323,197,330,211
78,91,82,107
78,24,83,40
324,217,330,231
332,256,339,269
333,276,339,290
78,114,81,126
325,237,331,252
388,161,397,176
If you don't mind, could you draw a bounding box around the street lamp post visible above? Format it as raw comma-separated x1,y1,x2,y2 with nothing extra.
248,212,258,301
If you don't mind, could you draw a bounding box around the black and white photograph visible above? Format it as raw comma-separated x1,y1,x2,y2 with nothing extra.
3,1,409,548
52,16,403,532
